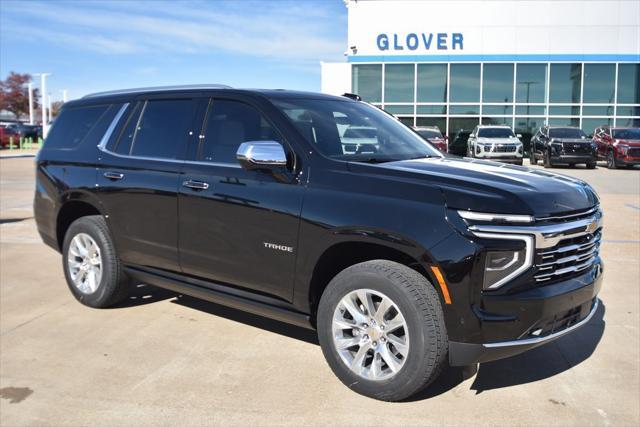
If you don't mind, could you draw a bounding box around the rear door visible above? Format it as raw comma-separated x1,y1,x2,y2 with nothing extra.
97,95,199,272
177,96,305,301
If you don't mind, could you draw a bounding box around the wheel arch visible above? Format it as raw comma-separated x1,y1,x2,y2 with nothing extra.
56,192,105,250
305,240,435,325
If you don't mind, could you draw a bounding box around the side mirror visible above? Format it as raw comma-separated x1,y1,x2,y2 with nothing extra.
236,141,287,171
516,133,523,138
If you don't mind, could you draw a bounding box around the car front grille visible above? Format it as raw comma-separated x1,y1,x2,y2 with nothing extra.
534,229,601,284
562,143,592,154
493,145,517,153
627,147,640,157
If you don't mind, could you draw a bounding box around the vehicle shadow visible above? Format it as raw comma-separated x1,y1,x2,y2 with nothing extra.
406,301,606,401
112,283,177,308
172,295,319,345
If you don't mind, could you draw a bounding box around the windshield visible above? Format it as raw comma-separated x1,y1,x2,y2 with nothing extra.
549,128,586,139
273,99,441,162
613,128,640,140
417,129,442,139
477,128,515,138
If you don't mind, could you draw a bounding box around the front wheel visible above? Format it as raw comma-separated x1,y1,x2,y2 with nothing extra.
62,215,131,308
529,149,537,165
586,161,597,169
317,260,448,401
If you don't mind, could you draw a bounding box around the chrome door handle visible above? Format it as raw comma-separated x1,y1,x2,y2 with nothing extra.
103,172,124,180
182,180,210,190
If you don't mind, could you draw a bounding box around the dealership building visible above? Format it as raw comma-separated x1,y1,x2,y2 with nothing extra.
321,0,640,144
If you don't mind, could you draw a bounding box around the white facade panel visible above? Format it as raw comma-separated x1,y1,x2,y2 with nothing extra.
320,62,351,96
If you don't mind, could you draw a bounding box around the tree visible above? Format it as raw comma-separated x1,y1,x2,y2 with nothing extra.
0,72,40,119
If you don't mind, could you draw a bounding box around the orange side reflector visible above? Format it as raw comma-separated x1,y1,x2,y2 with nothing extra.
430,266,452,305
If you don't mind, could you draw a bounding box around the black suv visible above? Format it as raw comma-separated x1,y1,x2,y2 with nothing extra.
34,86,603,401
530,126,597,168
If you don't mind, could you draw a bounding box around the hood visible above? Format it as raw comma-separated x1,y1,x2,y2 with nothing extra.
351,157,599,216
477,137,521,144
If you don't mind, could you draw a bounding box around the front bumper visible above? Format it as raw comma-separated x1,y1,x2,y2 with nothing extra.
551,154,596,164
475,153,523,163
616,155,640,165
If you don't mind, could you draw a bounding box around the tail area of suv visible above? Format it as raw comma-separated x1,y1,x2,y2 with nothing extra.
35,86,603,401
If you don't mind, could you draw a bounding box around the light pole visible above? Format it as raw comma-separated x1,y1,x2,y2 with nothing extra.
48,92,53,123
61,89,68,103
34,73,52,137
28,83,34,125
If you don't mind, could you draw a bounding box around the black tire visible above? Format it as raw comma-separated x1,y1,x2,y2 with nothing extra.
62,215,131,308
607,150,617,169
317,260,448,401
529,149,537,165
586,161,596,169
543,150,553,168
516,159,523,166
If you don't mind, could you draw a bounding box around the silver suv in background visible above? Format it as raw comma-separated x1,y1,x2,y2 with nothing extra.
467,125,524,165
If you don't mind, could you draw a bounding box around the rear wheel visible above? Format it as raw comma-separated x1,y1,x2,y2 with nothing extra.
317,260,448,401
607,150,617,169
62,215,131,308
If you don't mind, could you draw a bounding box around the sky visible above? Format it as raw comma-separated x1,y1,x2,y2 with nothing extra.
0,0,347,102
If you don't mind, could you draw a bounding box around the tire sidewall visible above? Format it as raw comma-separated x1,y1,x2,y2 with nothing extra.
62,217,117,307
317,267,439,399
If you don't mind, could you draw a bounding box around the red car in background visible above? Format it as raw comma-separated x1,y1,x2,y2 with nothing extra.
414,126,448,153
0,125,20,148
593,126,640,169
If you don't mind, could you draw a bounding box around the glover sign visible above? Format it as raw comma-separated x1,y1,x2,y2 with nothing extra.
377,32,464,51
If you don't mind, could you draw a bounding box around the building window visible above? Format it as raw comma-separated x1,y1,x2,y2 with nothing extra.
549,63,582,103
417,105,447,114
483,105,513,115
582,106,614,116
450,105,479,115
384,64,415,103
548,117,580,127
352,64,382,103
581,118,612,137
516,64,547,104
617,64,640,104
483,64,514,103
450,64,480,102
417,64,447,103
482,117,513,126
416,117,446,132
384,105,413,114
583,64,615,103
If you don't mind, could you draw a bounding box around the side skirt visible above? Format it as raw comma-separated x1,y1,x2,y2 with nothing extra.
124,266,314,330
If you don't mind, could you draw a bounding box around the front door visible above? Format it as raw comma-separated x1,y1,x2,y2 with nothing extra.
178,98,304,301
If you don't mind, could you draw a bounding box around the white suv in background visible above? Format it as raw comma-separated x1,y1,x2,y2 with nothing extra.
467,125,524,165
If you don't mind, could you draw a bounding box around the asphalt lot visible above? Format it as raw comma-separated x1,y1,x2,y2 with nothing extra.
1,156,638,426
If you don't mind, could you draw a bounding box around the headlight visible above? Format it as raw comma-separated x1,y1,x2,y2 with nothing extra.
484,249,526,290
472,232,534,290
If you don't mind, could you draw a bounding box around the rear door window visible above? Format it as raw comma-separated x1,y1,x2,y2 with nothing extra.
113,99,196,159
45,104,112,149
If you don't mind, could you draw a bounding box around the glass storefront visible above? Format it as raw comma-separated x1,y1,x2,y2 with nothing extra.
351,62,640,139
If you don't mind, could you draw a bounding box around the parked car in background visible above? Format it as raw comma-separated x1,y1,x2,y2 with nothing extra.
530,126,597,169
592,126,640,169
413,126,447,153
0,124,20,148
5,123,42,140
467,125,523,165
340,126,378,154
448,129,471,156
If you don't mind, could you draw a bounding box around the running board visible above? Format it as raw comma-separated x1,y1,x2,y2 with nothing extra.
124,266,314,330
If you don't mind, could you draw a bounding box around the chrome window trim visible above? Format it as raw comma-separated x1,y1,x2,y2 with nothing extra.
472,232,534,290
484,298,599,348
468,213,603,249
96,103,130,150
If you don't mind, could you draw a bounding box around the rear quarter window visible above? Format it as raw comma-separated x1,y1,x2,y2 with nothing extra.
44,104,113,149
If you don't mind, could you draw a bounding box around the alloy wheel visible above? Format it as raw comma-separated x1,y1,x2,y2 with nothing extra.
67,233,103,294
331,289,409,381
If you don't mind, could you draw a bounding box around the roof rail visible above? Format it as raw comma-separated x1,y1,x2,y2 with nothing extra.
83,84,233,99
